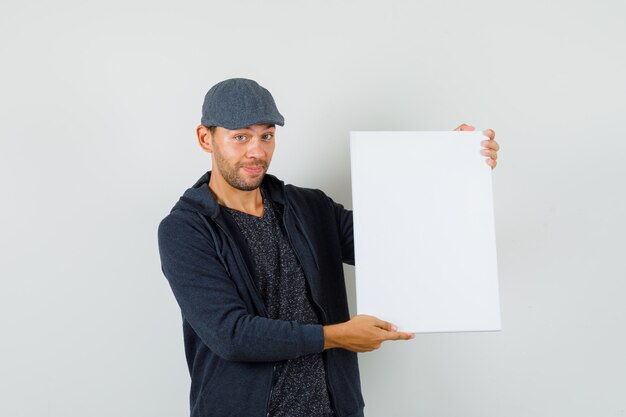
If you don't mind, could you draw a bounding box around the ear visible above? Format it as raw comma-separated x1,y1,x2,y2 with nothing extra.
197,125,213,153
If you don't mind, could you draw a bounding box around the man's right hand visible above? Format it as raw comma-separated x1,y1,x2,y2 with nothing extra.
323,315,415,352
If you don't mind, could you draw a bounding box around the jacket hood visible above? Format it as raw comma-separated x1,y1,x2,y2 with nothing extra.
171,171,287,218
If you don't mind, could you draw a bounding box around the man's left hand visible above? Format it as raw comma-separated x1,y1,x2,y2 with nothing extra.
454,124,499,170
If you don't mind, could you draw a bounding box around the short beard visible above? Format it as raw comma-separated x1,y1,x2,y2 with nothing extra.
212,146,268,191
224,166,266,191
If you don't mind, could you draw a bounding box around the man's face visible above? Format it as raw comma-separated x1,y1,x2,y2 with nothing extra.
208,124,276,191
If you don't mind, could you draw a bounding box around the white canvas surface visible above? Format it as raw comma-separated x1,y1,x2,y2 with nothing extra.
350,131,501,333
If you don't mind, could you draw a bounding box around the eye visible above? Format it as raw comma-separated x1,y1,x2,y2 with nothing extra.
233,135,247,142
262,133,274,141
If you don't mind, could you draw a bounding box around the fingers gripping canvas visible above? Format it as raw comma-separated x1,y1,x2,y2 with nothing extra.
350,131,501,333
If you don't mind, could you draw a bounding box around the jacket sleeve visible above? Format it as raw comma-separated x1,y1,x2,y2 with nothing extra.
323,192,355,266
157,212,325,362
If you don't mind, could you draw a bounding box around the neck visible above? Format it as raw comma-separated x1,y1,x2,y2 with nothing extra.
208,171,264,216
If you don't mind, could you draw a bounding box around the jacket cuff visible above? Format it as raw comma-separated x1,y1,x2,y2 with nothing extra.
302,324,325,354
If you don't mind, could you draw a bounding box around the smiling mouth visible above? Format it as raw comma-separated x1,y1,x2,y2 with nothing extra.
241,164,266,174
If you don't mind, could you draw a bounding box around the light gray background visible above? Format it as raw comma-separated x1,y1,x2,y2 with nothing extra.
1,1,624,416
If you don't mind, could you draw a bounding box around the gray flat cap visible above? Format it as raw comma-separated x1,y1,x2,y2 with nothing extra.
201,78,285,130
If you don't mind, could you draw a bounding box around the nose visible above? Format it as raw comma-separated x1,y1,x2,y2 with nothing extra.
245,137,265,159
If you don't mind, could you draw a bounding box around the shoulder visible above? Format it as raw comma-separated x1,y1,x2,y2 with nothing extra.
284,184,334,209
282,184,347,229
158,207,215,252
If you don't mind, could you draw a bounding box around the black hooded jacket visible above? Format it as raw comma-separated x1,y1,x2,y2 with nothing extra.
157,171,364,417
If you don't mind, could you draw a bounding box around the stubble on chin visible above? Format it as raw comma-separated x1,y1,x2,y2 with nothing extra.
212,144,269,191
224,162,268,191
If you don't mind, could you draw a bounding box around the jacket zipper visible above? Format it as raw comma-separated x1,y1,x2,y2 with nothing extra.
265,363,278,417
281,210,328,321
322,350,337,415
292,213,320,271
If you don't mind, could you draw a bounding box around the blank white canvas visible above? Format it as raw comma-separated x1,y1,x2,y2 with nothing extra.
350,131,501,333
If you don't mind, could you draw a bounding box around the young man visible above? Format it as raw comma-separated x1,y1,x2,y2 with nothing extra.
158,78,499,417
